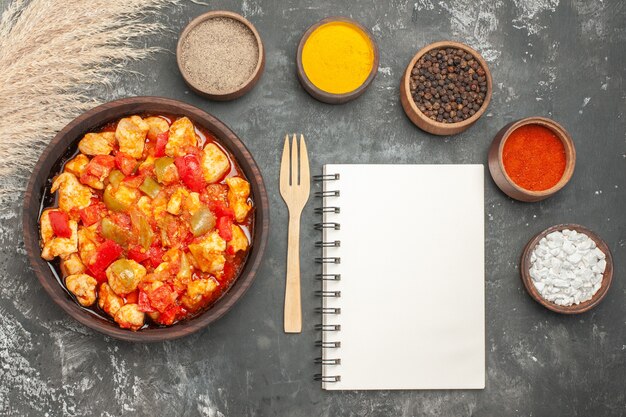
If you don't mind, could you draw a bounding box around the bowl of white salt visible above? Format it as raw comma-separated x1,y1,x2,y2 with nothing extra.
521,224,614,314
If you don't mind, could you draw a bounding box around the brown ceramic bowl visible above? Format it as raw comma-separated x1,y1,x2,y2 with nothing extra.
22,97,270,342
176,11,265,101
488,117,576,202
400,41,492,135
296,16,379,104
520,224,613,314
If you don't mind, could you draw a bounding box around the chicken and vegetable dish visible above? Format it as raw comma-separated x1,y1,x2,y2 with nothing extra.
39,114,253,330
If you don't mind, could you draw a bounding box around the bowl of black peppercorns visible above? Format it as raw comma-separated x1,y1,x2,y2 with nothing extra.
400,41,492,136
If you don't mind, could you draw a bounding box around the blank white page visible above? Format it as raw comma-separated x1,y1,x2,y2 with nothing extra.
321,164,485,390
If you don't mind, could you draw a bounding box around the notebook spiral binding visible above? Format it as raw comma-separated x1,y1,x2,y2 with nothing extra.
313,172,341,384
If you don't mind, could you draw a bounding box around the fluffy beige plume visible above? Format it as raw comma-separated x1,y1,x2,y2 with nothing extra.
0,0,178,198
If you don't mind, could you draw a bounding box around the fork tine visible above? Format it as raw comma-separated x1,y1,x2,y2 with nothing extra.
299,134,310,190
291,133,298,185
280,134,290,190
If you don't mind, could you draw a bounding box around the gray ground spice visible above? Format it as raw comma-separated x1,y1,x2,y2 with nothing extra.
180,17,259,94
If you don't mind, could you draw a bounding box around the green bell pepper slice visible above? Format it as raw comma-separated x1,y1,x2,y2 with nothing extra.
139,177,161,199
190,206,216,237
108,169,124,188
101,217,131,246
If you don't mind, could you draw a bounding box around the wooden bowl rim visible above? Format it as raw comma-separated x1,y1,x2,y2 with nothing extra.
495,116,576,197
296,16,379,104
401,40,493,131
176,10,265,100
520,224,613,314
22,96,270,342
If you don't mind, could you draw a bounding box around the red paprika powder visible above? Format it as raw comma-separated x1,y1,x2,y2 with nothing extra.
502,124,566,191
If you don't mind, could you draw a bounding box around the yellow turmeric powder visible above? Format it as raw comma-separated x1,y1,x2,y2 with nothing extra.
301,21,375,94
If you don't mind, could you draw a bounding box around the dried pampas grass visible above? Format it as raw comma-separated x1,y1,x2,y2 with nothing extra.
0,0,178,200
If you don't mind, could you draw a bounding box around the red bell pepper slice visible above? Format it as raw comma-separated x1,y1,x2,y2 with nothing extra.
209,201,235,220
217,216,233,241
127,246,150,263
87,239,123,283
86,267,106,283
125,290,139,304
174,154,205,192
121,174,144,188
86,155,115,178
157,304,180,326
146,246,165,269
114,152,137,176
154,132,169,157
147,284,177,313
220,261,235,283
79,202,106,226
138,290,155,312
48,211,72,238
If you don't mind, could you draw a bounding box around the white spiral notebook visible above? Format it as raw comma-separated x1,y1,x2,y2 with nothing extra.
316,164,485,390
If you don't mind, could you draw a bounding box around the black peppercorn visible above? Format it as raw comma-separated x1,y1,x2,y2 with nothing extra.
409,47,487,123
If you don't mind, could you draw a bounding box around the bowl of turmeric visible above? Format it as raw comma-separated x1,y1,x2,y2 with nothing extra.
488,117,576,202
296,17,379,104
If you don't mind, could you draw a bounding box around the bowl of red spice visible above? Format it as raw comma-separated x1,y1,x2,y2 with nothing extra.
488,117,576,202
400,40,492,136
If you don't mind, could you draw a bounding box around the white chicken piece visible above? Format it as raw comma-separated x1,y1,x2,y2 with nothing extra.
98,282,124,317
65,274,97,307
174,251,194,290
154,157,179,185
137,155,155,174
182,192,202,216
162,248,181,264
40,209,78,260
144,116,170,141
181,278,217,311
105,183,139,209
63,154,90,177
225,177,252,223
152,193,168,221
137,196,153,218
166,187,189,216
114,304,145,331
188,231,226,273
228,224,249,253
51,172,92,213
115,115,149,159
201,143,230,184
165,117,197,157
116,184,140,206
106,259,147,295
153,261,171,275
78,132,116,155
61,253,86,276
77,224,99,266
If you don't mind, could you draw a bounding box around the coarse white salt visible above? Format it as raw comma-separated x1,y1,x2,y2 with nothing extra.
529,229,606,306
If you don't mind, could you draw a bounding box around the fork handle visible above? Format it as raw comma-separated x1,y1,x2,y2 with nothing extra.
284,211,302,333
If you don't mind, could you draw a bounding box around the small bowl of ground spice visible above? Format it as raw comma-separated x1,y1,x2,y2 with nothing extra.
177,11,265,101
521,224,613,314
400,41,492,135
488,117,576,202
296,17,379,104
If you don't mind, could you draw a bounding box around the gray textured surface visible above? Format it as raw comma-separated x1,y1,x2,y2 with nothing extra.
1,0,626,416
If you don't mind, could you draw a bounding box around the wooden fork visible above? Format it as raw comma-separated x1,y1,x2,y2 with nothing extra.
279,134,310,333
